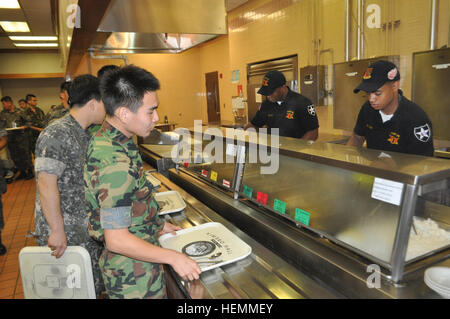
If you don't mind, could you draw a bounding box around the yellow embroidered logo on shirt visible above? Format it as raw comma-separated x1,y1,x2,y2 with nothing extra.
387,132,400,145
286,110,294,119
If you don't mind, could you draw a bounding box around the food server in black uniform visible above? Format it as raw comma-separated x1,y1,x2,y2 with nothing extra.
244,70,319,140
347,60,434,157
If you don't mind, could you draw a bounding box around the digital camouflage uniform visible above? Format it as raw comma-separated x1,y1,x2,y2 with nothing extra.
43,104,69,127
0,107,33,173
84,121,166,299
23,106,45,155
34,114,104,297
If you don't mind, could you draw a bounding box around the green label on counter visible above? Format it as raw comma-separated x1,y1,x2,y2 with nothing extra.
243,185,253,198
295,208,310,226
273,199,286,214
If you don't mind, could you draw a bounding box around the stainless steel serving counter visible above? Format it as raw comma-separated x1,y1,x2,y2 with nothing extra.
139,135,449,299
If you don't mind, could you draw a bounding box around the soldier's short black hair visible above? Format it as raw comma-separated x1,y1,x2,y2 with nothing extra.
1,96,12,103
60,81,71,93
100,64,160,116
18,99,27,104
97,64,120,79
68,74,101,109
25,94,36,101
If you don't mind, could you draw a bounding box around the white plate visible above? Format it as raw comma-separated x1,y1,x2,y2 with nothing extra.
425,267,450,290
159,222,252,271
154,190,186,215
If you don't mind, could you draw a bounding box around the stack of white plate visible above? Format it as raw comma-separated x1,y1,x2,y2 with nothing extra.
424,267,450,299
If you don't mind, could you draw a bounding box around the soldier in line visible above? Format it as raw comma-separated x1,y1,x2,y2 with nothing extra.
0,120,8,255
43,81,71,128
34,75,106,297
24,94,45,156
0,96,34,180
18,99,28,111
84,65,201,299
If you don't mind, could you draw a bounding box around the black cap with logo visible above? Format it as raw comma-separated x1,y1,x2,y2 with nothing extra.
257,70,286,96
353,60,400,93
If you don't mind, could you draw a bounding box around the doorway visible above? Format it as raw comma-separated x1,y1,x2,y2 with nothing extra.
205,71,221,124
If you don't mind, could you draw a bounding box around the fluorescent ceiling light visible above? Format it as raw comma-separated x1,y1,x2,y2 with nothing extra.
14,43,58,47
0,0,20,9
0,21,30,32
9,36,58,41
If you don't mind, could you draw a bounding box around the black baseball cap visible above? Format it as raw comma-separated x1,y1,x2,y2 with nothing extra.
353,60,400,93
257,70,286,96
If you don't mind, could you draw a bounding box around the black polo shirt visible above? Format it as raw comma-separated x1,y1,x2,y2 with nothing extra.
251,88,319,138
354,91,434,156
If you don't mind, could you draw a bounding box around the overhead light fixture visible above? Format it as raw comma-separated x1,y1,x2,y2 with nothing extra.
0,0,21,9
9,36,57,41
14,43,58,47
0,21,30,32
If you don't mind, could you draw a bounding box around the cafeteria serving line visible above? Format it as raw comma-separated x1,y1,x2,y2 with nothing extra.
138,127,450,299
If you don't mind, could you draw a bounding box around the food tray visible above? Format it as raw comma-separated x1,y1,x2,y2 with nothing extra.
146,173,161,188
154,190,186,215
159,222,252,271
19,246,96,299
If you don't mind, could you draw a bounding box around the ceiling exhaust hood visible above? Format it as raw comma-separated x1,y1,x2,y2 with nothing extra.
90,0,227,54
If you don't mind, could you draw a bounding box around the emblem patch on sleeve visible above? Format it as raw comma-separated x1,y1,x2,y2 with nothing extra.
414,124,431,142
307,105,316,116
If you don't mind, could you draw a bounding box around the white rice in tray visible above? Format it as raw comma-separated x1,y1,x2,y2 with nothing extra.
406,217,450,261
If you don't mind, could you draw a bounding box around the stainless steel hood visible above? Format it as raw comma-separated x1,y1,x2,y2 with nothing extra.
90,0,227,54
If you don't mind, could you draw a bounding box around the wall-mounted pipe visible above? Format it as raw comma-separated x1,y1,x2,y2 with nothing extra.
345,0,350,61
430,0,437,50
357,0,361,60
361,0,365,59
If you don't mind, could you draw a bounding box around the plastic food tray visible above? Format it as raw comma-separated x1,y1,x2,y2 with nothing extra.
146,173,161,187
154,190,186,215
19,246,96,299
159,222,252,271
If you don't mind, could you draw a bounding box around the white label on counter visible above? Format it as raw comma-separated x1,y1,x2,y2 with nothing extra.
226,143,237,157
371,178,404,206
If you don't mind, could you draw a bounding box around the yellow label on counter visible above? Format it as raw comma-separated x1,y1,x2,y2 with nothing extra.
210,171,218,182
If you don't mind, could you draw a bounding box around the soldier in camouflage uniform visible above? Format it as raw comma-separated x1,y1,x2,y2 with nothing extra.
0,96,34,180
24,94,45,156
43,81,71,128
0,120,8,255
34,75,106,297
84,65,201,299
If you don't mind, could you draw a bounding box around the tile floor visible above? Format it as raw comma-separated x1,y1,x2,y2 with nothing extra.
0,177,37,299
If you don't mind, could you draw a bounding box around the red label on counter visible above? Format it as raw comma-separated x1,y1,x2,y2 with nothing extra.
256,191,268,205
201,169,208,177
183,162,189,168
222,179,231,188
